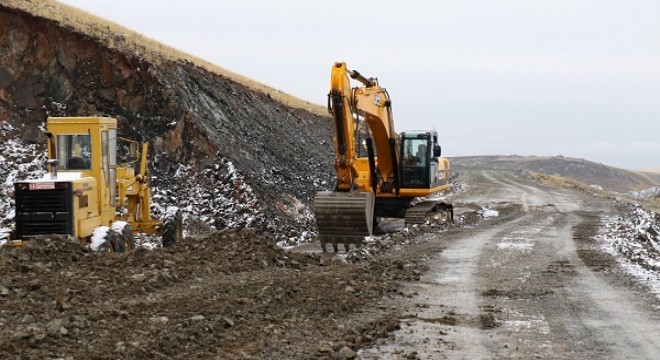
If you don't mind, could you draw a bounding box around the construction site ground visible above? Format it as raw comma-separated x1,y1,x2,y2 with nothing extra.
2,169,660,359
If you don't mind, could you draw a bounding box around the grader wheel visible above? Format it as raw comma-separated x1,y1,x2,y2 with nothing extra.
162,208,183,247
112,222,135,252
90,226,115,252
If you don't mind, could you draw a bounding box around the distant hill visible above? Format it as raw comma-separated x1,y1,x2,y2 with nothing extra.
450,155,660,193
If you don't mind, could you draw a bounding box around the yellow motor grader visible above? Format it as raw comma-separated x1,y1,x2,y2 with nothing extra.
7,116,182,251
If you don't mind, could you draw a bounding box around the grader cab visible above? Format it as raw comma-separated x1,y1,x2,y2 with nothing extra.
10,116,182,251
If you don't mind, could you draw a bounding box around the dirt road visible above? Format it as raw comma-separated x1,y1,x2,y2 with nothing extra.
360,169,660,359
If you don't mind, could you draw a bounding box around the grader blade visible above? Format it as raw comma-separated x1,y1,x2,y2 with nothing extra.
314,191,375,252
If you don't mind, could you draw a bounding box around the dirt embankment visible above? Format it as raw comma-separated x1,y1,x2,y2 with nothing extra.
0,3,336,242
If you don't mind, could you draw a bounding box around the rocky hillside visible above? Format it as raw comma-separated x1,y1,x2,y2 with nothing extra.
451,155,660,193
0,1,335,244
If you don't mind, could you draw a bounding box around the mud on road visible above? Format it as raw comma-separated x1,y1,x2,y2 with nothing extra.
1,169,659,359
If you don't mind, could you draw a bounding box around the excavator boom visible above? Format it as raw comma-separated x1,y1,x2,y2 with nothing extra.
314,63,385,251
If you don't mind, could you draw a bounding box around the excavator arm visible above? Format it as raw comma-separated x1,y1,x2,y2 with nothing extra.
327,62,400,194
315,62,401,251
328,63,359,191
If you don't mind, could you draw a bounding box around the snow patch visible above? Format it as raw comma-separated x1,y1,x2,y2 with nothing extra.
111,221,129,232
596,205,660,298
90,226,111,251
479,206,499,218
503,318,550,334
496,242,534,252
627,186,660,200
0,139,46,229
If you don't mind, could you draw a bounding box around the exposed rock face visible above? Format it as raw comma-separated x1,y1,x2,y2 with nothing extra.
0,5,336,242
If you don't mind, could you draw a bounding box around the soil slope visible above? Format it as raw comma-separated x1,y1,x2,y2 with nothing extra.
0,1,335,242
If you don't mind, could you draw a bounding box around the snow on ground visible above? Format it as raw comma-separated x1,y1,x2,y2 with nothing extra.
0,133,317,248
479,206,499,218
627,186,660,200
596,205,660,298
495,216,554,253
0,138,46,234
150,158,316,247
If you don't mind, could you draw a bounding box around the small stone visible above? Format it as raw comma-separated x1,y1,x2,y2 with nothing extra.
223,316,234,327
156,316,169,323
338,346,357,359
46,319,65,336
29,279,41,291
317,342,332,353
190,315,205,321
13,331,31,340
385,321,400,332
114,341,126,353
131,274,146,282
21,314,35,324
90,287,103,296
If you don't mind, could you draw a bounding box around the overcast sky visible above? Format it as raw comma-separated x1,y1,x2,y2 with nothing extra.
57,0,660,170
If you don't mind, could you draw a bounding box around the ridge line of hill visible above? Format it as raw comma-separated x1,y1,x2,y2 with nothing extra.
3,0,326,117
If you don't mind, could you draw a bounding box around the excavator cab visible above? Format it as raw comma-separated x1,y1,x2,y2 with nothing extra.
400,131,444,189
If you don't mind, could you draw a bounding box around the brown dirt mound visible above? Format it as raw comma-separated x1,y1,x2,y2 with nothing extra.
0,230,429,359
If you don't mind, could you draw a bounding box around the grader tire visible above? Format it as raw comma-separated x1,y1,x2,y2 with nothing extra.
162,209,183,248
113,235,126,253
91,226,115,252
112,222,135,252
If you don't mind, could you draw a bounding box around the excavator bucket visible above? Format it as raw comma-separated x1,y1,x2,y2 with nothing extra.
314,191,375,252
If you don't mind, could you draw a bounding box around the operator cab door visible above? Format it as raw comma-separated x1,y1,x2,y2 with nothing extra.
400,134,432,189
99,128,118,217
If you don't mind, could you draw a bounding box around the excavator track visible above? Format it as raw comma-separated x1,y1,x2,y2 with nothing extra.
314,191,375,252
405,200,453,226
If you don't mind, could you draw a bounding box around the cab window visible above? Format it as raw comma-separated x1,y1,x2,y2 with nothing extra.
57,134,91,170
403,138,429,165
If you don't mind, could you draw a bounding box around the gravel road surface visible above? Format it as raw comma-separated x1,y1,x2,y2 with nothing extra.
360,169,660,359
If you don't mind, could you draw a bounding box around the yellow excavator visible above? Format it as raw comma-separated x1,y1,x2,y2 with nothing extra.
8,116,182,251
314,62,452,252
